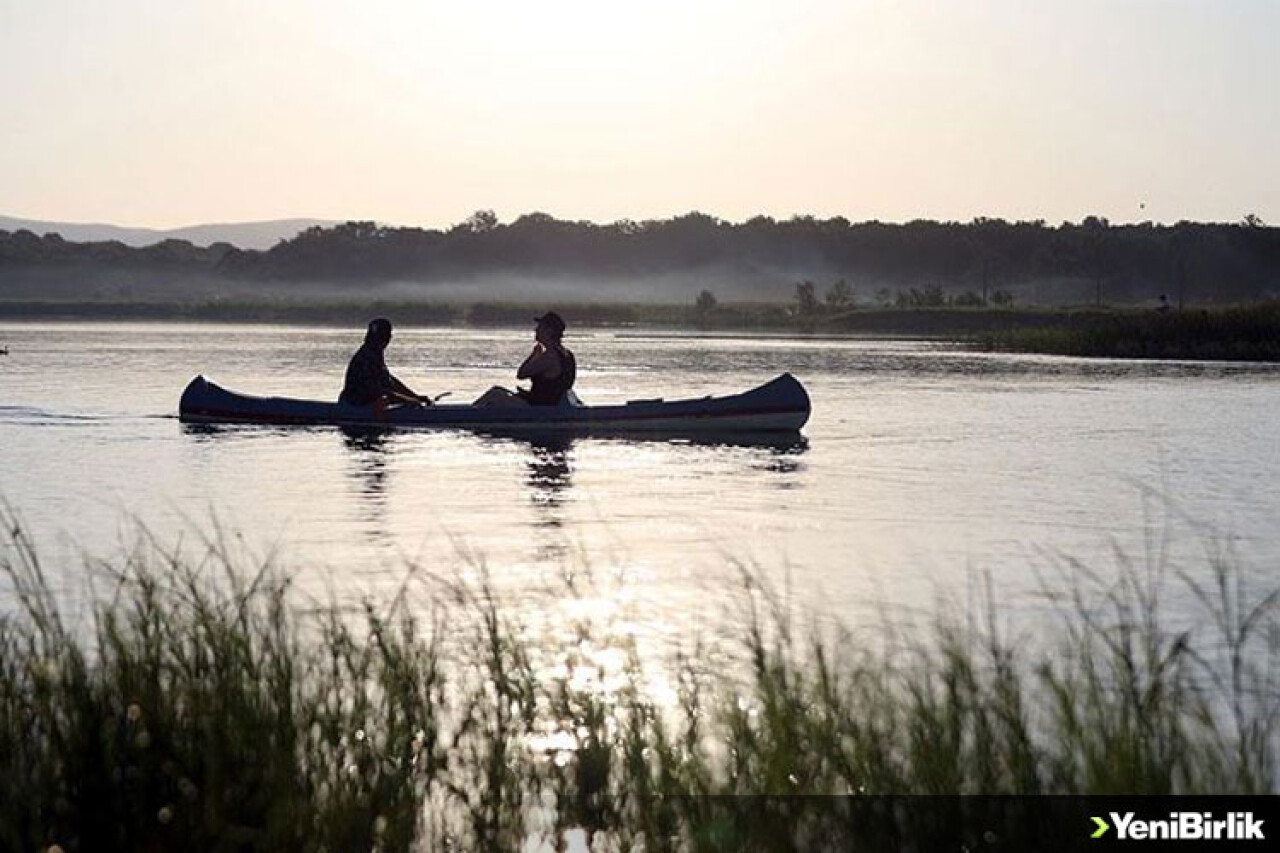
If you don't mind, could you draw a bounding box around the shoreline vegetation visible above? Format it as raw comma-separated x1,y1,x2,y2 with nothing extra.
3,299,1280,361
2,516,1277,850
976,303,1280,361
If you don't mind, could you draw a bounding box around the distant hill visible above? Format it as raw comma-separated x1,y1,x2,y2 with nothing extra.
0,214,338,250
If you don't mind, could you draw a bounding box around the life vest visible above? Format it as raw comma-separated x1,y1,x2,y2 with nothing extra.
525,345,576,406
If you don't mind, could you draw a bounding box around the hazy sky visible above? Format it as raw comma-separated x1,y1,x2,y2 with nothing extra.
2,0,1277,228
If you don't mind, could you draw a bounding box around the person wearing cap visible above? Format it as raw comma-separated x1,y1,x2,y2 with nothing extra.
475,311,577,407
339,318,432,408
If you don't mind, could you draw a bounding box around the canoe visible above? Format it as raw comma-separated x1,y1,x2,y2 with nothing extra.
178,373,811,433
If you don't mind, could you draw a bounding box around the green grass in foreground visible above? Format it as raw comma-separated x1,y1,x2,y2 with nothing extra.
976,303,1280,361
1,516,1278,851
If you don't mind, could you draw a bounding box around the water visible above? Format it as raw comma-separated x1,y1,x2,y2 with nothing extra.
2,321,1279,651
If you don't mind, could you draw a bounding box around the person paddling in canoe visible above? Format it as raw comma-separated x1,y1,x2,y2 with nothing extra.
339,318,433,410
475,311,577,407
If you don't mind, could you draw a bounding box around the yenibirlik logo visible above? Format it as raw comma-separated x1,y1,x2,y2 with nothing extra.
1091,812,1265,841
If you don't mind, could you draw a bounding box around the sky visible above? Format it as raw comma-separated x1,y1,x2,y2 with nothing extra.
2,0,1277,229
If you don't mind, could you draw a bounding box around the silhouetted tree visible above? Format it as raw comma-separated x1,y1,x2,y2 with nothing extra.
896,285,947,308
825,279,854,308
794,281,818,315
459,209,499,233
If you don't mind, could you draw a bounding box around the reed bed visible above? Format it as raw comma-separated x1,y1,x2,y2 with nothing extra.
2,513,1277,851
976,303,1280,361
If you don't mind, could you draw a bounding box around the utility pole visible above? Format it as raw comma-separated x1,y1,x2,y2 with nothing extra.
1177,255,1186,310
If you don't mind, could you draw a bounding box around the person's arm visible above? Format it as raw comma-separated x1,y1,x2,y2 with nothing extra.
376,349,429,405
387,373,432,405
517,344,559,380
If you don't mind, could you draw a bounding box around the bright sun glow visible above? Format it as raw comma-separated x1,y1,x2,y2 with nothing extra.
1,0,1277,226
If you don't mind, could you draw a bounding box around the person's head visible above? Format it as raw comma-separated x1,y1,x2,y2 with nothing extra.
534,311,566,345
366,318,393,349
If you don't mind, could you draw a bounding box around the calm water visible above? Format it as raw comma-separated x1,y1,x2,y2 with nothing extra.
2,321,1279,650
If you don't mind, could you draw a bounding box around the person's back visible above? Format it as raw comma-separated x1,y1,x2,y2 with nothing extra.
338,318,429,407
340,339,391,405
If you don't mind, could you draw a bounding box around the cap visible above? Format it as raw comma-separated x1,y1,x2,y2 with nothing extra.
534,311,566,335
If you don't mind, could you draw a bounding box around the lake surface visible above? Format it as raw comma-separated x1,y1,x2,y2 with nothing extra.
2,321,1279,656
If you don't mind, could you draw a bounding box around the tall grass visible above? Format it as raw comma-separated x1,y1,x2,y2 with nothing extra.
2,514,1277,851
977,303,1280,360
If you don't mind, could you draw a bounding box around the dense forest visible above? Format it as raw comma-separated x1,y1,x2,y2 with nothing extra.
3,212,1279,306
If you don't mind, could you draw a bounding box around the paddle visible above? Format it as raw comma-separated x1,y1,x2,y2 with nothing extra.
408,392,450,407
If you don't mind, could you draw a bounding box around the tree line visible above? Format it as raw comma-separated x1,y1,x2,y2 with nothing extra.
3,212,1279,305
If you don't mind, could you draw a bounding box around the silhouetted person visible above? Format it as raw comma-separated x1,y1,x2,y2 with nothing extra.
339,318,431,408
475,312,577,407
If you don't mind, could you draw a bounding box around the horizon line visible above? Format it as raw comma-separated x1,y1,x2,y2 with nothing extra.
3,210,1272,234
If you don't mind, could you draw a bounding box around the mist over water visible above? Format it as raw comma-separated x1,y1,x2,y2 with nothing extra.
0,264,818,306
374,266,804,304
1,322,1279,651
